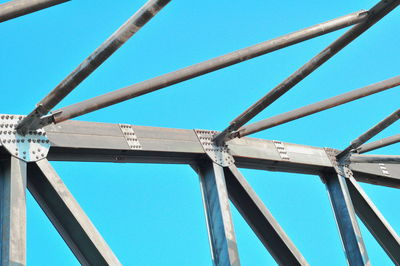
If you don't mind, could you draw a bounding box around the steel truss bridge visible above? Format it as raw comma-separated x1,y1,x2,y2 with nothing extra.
0,0,399,265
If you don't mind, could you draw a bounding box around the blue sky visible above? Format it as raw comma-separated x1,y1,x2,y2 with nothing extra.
1,0,399,265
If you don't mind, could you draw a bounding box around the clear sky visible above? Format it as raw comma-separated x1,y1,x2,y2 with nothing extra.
1,0,399,265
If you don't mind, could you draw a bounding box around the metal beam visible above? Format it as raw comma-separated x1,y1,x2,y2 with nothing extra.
349,154,400,164
337,109,400,159
45,10,369,124
196,161,240,266
346,177,400,264
215,0,400,143
357,134,400,154
27,159,121,265
235,76,400,138
0,156,26,265
17,0,172,134
24,119,399,188
323,171,370,265
224,165,308,265
0,0,69,23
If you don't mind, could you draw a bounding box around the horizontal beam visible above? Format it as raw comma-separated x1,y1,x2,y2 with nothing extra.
0,0,69,23
236,76,400,137
48,10,369,124
346,177,400,264
215,0,400,143
224,165,308,265
357,134,400,154
1,118,398,187
17,0,171,134
27,159,121,265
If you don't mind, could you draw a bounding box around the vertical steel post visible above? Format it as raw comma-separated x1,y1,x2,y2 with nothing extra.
0,156,27,265
197,162,240,266
323,171,370,265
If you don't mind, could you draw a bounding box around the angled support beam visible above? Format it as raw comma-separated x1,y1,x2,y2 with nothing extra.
349,154,400,164
215,0,400,143
346,177,400,264
27,159,121,266
0,0,69,23
45,10,369,124
0,156,26,265
357,134,400,154
235,76,400,138
224,165,308,265
337,108,400,159
196,161,240,266
17,0,171,134
322,170,370,265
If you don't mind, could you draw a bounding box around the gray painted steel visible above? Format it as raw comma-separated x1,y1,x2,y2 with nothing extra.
224,165,308,265
27,159,121,266
34,119,400,188
236,76,400,137
0,0,68,22
346,177,400,265
0,157,26,265
323,171,370,265
357,134,400,154
197,161,240,266
1,0,399,263
215,0,400,143
47,10,368,124
17,0,172,134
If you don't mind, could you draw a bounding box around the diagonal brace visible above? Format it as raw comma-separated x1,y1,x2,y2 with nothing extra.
346,176,400,265
214,0,400,144
27,159,121,266
224,164,308,265
17,0,171,135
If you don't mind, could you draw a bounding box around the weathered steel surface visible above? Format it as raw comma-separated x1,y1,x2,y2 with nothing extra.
47,10,368,124
215,0,400,143
27,159,121,266
236,76,400,137
197,162,240,266
224,165,308,265
338,109,400,158
357,134,400,154
0,0,69,22
346,177,400,265
0,157,26,265
350,154,400,164
17,0,171,134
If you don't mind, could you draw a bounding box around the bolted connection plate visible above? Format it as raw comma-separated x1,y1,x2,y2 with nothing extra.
0,114,50,162
194,129,234,167
119,124,142,150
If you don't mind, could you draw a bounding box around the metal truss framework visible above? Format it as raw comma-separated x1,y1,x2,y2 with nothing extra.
1,0,399,265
